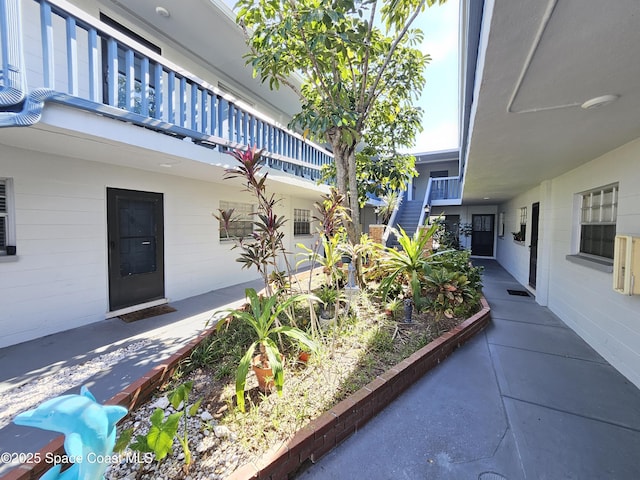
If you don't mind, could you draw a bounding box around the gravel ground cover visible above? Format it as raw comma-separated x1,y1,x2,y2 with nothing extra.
104,292,464,480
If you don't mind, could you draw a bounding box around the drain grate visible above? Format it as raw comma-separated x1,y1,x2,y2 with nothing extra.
507,289,530,297
479,473,508,480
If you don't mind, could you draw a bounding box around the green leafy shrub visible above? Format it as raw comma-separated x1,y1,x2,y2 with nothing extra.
378,224,440,304
217,288,319,412
116,381,202,468
424,267,478,319
433,249,483,292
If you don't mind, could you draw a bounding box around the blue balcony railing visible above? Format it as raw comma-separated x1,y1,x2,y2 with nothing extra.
0,0,333,179
430,176,461,202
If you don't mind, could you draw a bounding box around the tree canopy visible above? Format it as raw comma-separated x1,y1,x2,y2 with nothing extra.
320,146,417,208
237,0,446,242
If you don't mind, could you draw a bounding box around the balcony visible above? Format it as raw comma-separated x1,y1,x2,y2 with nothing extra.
0,0,332,180
430,176,462,205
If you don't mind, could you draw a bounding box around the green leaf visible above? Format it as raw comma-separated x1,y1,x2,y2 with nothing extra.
168,381,193,410
262,338,284,396
188,398,203,417
147,411,183,460
130,435,153,453
113,428,133,453
236,341,258,413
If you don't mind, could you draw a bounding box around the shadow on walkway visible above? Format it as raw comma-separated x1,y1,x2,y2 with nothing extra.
296,259,640,479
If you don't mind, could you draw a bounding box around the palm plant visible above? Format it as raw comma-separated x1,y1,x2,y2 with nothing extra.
336,232,380,286
375,191,402,224
218,288,318,412
296,229,346,288
378,223,440,304
316,284,342,319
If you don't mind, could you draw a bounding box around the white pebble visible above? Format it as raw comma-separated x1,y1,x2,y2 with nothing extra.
200,411,214,421
213,425,232,439
152,397,170,409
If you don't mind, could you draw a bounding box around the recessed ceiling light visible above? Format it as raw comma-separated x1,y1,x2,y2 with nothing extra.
155,6,170,18
483,197,491,200
581,94,619,110
159,162,174,168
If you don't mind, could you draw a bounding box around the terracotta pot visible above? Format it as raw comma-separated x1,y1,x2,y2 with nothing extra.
252,354,282,393
298,351,311,363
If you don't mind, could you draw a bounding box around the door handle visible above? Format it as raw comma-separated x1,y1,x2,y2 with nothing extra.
141,241,151,245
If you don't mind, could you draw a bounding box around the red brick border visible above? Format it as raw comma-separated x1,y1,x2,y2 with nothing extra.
228,296,491,480
2,296,490,480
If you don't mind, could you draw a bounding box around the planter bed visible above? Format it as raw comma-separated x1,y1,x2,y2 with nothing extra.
2,297,490,480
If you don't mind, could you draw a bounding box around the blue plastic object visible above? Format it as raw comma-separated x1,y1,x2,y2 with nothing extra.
13,386,128,480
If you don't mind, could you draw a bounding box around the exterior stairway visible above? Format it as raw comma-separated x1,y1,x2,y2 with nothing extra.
387,199,424,248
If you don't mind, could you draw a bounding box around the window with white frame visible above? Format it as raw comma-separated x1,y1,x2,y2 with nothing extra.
219,201,254,240
294,208,311,236
0,178,15,254
579,183,618,260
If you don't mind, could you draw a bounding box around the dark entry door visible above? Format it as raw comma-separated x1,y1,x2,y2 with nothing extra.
529,202,540,288
107,188,164,311
471,214,494,256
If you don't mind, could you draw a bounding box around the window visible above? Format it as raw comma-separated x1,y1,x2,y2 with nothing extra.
512,207,527,242
579,183,618,259
294,209,311,235
219,201,254,240
0,178,15,255
498,212,505,237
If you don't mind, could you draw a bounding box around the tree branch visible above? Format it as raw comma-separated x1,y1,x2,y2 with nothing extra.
359,0,427,129
357,1,378,113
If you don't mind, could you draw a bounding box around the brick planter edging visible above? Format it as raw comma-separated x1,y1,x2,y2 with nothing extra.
1,324,219,480
2,270,325,480
228,297,491,480
3,294,490,480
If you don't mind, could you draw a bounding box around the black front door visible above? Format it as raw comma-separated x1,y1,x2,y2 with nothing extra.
529,202,540,288
471,214,494,256
107,188,164,311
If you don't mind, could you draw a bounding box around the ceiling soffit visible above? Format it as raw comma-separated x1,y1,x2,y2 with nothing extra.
462,0,640,205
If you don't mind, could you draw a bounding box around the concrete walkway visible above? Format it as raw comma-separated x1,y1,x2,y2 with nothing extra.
0,277,263,477
298,259,640,479
2,261,640,479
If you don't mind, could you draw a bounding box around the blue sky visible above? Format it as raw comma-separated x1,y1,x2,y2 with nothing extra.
411,0,460,153
224,0,460,154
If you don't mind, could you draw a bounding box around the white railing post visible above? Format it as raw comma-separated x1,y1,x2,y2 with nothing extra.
0,0,27,105
416,177,433,234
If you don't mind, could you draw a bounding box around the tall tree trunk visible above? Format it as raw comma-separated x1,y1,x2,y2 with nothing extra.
328,130,359,245
347,148,361,241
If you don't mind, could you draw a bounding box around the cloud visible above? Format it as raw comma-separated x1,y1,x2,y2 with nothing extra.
413,120,459,153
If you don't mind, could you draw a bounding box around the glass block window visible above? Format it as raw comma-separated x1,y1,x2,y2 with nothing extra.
219,201,254,240
294,208,311,235
579,183,618,259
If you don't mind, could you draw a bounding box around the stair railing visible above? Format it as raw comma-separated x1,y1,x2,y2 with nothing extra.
382,190,405,245
416,177,434,234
